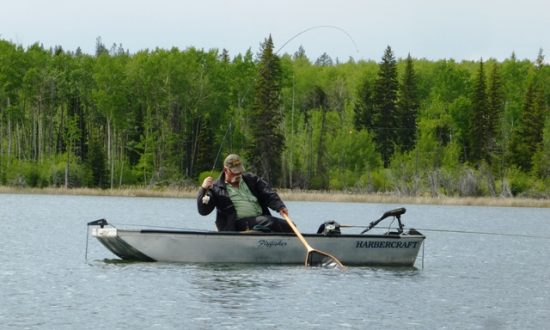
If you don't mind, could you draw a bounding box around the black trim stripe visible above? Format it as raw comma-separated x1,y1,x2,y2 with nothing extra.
138,229,425,240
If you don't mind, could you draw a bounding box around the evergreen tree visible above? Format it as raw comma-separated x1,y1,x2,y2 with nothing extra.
532,119,550,179
354,75,374,130
315,53,333,66
509,50,546,172
487,62,505,163
2,37,550,196
95,37,108,57
220,48,230,63
535,48,545,71
293,46,309,62
373,46,399,167
470,59,489,163
509,78,545,171
534,50,549,163
397,54,419,152
248,35,284,184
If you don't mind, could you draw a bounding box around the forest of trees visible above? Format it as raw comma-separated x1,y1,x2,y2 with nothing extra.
0,37,548,198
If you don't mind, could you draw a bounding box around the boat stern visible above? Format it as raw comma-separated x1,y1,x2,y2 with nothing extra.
89,222,155,262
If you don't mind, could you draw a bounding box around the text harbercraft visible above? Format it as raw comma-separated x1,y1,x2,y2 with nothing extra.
356,241,419,249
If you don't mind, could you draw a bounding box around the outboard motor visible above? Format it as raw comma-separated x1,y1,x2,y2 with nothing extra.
361,208,406,234
317,221,341,236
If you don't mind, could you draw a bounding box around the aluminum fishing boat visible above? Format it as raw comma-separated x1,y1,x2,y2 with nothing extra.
88,208,425,267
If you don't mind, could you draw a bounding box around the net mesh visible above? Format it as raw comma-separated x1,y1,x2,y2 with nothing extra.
306,251,345,270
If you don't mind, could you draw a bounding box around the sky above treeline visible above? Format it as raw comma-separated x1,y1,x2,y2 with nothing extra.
1,0,549,62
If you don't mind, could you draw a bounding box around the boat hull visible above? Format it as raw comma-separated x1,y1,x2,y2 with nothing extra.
92,227,425,266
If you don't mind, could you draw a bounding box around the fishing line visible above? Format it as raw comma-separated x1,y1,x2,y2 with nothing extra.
340,224,550,240
85,225,90,262
207,25,358,177
275,25,360,55
387,218,396,232
208,25,358,175
421,240,425,269
415,228,550,240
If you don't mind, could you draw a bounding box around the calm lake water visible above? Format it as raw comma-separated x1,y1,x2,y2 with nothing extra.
1,193,549,329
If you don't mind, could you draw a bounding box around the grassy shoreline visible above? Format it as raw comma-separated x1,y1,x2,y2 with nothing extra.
1,186,549,208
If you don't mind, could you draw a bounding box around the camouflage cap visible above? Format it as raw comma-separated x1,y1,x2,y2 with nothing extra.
223,154,244,173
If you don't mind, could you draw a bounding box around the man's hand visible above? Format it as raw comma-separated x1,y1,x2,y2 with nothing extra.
201,176,213,189
279,207,289,217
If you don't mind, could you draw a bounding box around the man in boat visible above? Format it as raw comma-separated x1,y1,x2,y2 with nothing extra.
197,154,292,233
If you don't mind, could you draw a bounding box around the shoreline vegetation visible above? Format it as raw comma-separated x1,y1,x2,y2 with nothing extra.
1,40,549,204
1,186,549,208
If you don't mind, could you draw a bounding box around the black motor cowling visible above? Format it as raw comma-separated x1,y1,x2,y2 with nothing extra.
317,221,341,236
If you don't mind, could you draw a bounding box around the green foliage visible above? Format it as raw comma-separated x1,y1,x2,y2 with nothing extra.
509,77,546,171
248,35,284,185
4,156,92,188
87,135,109,188
470,59,489,162
372,46,399,167
397,54,420,152
0,38,548,197
354,74,374,130
49,156,93,188
328,129,381,172
326,129,382,190
505,166,533,196
18,161,50,188
358,168,392,192
388,151,421,196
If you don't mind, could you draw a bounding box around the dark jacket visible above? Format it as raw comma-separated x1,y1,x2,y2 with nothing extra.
197,172,286,231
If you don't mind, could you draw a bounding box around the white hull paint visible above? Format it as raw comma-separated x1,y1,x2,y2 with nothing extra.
92,227,425,267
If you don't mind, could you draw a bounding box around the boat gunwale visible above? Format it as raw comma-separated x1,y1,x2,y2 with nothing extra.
133,228,425,240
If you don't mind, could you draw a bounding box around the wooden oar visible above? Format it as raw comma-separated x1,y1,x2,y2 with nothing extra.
282,214,346,270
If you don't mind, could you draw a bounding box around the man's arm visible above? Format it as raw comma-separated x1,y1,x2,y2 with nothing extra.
250,174,286,214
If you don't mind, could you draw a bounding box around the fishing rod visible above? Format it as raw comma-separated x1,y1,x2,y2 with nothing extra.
234,24,359,109
275,25,360,56
217,25,358,152
210,122,232,175
203,25,358,180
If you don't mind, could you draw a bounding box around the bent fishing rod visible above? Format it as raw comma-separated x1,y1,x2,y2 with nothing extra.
210,122,232,175
275,25,360,55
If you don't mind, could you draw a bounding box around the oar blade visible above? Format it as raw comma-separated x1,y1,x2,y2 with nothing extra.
306,250,347,271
